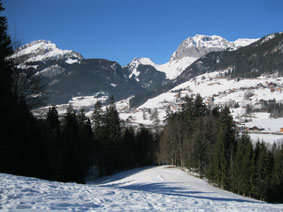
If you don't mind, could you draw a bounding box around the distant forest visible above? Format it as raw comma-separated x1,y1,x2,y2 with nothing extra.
1,0,283,204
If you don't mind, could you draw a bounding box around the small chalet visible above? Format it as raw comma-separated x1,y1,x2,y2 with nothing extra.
249,126,265,132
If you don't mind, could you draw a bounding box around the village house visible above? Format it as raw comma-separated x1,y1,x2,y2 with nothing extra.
248,126,265,132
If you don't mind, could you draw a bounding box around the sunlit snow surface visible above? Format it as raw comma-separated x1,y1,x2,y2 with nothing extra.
1,166,282,211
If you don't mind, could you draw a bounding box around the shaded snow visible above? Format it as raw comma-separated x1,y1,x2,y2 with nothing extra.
65,58,79,64
1,166,282,211
249,133,283,145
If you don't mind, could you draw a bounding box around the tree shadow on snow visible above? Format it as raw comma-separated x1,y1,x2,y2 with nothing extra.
88,166,153,184
101,181,259,204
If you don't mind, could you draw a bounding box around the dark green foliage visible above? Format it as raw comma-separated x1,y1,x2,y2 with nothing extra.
159,94,283,202
44,106,64,180
233,134,253,196
135,126,157,166
250,142,273,201
160,95,220,171
210,126,228,189
0,2,48,179
0,1,13,101
90,96,158,176
121,127,136,169
61,105,83,182
269,144,283,202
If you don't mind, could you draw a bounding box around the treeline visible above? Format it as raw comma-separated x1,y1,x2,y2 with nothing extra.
0,3,157,183
1,98,158,183
158,94,283,203
45,99,158,182
246,99,283,118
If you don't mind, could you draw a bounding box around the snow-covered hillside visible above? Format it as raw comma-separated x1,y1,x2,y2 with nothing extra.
127,35,258,80
32,69,283,144
119,71,283,143
1,166,282,211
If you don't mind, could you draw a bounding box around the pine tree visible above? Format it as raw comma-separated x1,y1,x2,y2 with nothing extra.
103,96,122,173
136,126,155,166
0,0,15,172
270,144,283,202
105,102,121,144
61,104,86,182
121,127,136,168
77,109,94,177
91,101,104,139
0,1,13,102
210,125,228,189
193,94,207,117
251,142,273,201
159,115,179,165
233,134,253,196
191,118,208,175
45,106,64,180
183,96,195,129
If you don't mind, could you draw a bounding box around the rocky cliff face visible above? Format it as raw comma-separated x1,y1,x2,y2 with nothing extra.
170,34,258,61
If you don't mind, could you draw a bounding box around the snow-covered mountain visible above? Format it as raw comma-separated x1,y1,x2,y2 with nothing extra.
11,40,144,105
170,34,257,61
11,40,83,66
127,35,258,80
1,166,282,211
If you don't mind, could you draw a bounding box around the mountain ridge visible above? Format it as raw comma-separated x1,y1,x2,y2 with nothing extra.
12,33,280,109
126,34,258,80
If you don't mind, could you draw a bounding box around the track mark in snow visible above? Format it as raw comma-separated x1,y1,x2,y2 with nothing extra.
157,175,164,181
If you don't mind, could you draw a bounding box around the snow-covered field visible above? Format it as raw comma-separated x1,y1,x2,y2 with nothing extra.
1,166,283,211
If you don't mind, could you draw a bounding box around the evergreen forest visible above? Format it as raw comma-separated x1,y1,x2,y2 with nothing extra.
158,94,283,203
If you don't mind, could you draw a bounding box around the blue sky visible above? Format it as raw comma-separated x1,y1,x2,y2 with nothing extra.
3,0,283,65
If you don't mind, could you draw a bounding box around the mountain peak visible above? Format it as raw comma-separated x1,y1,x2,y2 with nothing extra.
170,34,258,62
128,57,156,80
11,40,83,64
127,35,258,80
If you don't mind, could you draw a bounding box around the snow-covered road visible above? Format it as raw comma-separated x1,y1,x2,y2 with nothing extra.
1,166,283,211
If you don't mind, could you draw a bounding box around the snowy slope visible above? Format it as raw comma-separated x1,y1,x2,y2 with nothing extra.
128,57,198,80
118,71,283,143
139,72,283,118
1,166,282,211
127,35,258,80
